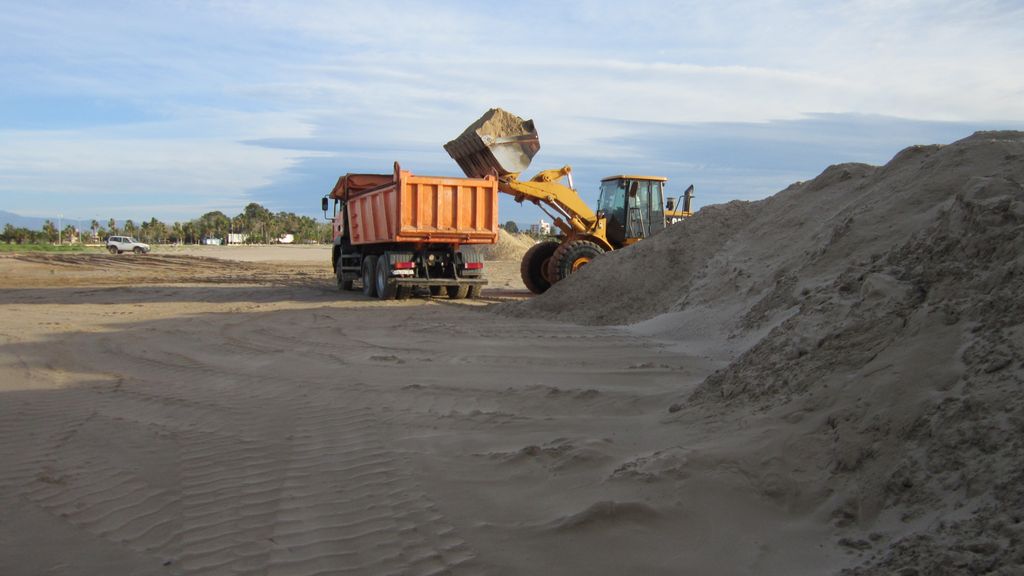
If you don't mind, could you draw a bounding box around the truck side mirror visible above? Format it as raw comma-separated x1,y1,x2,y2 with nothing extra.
321,197,329,213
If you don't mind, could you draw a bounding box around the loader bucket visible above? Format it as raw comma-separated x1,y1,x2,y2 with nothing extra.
444,108,540,178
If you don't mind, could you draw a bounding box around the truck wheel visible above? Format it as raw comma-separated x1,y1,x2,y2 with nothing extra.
133,247,144,254
375,257,398,300
336,266,353,291
548,240,605,283
361,256,378,298
467,285,481,299
520,241,559,294
446,284,470,299
107,246,118,255
429,286,443,297
397,286,414,300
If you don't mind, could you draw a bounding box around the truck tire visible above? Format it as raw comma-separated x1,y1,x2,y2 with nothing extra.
467,284,481,299
520,241,559,294
375,257,397,300
361,255,378,298
446,284,470,299
107,246,118,255
133,247,144,254
548,240,605,283
429,286,443,297
336,266,353,291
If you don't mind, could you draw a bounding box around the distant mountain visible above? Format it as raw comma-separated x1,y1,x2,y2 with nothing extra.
0,210,49,230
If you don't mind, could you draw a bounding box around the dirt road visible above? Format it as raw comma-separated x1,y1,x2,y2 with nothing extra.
0,249,840,575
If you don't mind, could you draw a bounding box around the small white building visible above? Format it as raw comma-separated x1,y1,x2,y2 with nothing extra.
529,219,552,236
227,233,249,244
277,234,294,244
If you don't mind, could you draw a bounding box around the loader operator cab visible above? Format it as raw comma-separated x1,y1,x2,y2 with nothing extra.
597,175,668,247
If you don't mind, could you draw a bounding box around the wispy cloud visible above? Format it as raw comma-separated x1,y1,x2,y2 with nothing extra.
1,1,1022,223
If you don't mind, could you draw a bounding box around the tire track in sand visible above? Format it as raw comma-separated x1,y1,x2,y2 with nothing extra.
10,320,484,575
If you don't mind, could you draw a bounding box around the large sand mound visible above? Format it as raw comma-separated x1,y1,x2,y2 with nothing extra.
505,130,1024,573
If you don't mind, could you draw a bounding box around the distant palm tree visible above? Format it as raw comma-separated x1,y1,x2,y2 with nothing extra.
42,220,57,243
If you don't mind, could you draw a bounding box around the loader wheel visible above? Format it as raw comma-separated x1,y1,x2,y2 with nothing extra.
375,257,397,300
548,240,605,283
361,255,378,298
446,284,470,299
520,241,559,295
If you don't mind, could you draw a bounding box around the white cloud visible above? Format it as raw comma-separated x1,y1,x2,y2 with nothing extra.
2,1,1022,220
0,113,324,220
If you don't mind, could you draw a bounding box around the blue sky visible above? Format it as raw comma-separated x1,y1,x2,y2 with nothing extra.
2,1,1022,226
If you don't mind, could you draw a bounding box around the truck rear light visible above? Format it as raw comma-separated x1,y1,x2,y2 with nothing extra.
464,262,483,270
393,261,415,269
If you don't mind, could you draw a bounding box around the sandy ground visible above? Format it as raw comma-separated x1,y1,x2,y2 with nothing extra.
0,248,842,576
4,132,1020,576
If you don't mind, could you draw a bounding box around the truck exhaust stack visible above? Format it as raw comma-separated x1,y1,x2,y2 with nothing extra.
444,108,540,178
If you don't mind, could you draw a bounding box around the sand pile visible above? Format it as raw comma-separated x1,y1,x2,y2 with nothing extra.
449,108,534,140
505,131,1024,573
481,229,536,261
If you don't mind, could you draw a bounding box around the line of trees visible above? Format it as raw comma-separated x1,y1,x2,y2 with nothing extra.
1,203,333,246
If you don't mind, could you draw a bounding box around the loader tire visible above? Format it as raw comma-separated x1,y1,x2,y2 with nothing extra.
548,240,605,283
361,255,378,298
520,241,559,295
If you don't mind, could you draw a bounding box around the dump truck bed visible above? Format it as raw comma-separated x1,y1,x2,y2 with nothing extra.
330,162,499,246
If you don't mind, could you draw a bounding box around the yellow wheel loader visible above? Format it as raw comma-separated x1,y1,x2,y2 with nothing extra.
445,108,694,294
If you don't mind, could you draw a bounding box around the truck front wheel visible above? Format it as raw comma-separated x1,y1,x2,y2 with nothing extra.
336,266,353,291
361,256,378,298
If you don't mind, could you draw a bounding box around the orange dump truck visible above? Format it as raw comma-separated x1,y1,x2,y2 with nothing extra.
321,162,499,299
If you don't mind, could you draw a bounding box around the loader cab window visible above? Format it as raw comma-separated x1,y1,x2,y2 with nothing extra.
624,180,666,239
598,179,627,245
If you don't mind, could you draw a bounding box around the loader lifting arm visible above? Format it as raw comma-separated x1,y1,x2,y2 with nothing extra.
497,166,607,244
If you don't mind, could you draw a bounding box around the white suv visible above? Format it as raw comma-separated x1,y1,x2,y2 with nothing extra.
106,236,151,254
